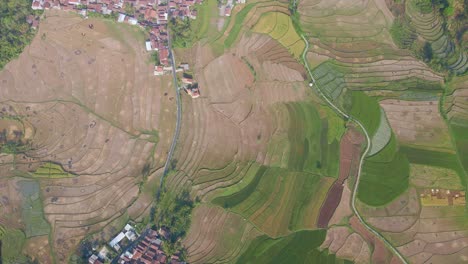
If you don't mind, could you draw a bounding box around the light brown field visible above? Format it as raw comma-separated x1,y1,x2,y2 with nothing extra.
0,10,174,261
23,235,54,264
168,32,308,200
380,99,454,151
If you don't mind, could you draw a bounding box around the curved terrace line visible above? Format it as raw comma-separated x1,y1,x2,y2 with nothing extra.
300,34,409,264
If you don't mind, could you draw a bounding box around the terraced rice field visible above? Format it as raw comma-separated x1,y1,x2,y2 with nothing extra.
405,0,468,74
170,8,352,260
183,205,261,264
0,10,175,262
236,230,352,264
252,12,305,58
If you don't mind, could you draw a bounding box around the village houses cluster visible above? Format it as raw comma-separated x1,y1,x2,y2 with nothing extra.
87,223,184,264
31,0,207,98
31,0,200,68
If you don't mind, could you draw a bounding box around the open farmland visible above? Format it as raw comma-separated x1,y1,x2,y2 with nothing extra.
236,230,351,264
318,127,364,228
358,134,410,206
380,99,454,151
252,12,305,59
0,10,174,262
168,6,353,260
183,205,261,264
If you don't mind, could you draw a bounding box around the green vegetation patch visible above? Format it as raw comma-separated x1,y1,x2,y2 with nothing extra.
358,135,410,206
349,91,381,137
0,0,38,70
410,164,464,190
212,164,327,234
224,3,256,48
368,109,392,156
33,162,75,178
18,180,51,237
235,230,351,264
0,228,26,264
401,145,466,186
252,12,305,58
451,122,468,179
285,102,340,176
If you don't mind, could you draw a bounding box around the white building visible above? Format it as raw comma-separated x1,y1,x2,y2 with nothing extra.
117,13,126,23
128,17,138,25
146,41,152,51
109,232,125,251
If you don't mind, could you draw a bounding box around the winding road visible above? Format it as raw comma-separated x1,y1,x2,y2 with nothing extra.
300,35,408,264
162,26,182,184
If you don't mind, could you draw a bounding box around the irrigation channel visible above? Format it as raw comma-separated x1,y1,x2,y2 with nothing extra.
300,35,409,264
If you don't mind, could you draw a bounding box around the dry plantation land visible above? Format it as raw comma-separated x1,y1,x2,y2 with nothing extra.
0,10,175,262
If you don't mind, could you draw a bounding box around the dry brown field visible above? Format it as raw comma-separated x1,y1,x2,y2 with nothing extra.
0,10,174,261
380,99,454,151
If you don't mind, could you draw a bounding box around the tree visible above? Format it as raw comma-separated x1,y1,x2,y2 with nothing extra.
0,0,37,70
422,42,433,62
123,2,136,15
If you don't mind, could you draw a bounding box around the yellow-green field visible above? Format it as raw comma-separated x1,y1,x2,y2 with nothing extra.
33,162,74,178
252,12,305,59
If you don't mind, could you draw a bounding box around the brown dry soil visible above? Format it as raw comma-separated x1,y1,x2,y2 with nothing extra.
0,10,174,262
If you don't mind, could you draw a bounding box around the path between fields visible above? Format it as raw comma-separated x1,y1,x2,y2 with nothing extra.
161,26,182,186
300,35,408,264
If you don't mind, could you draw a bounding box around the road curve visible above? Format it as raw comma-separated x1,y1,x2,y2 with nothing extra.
300,35,408,264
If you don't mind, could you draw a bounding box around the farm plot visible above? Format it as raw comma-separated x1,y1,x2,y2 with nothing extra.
18,180,50,238
380,99,454,151
212,165,333,236
252,12,305,59
401,146,466,186
183,205,261,264
320,226,371,263
318,127,364,228
0,228,26,263
358,134,410,206
348,91,382,137
405,0,468,74
359,186,468,263
298,0,394,44
410,164,464,190
33,162,75,178
236,230,352,264
0,10,173,262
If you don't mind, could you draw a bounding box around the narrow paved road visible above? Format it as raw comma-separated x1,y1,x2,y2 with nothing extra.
300,35,408,264
161,25,182,185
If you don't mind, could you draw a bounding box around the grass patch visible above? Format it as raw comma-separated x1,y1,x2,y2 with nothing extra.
450,122,468,178
33,162,74,178
401,145,467,186
252,12,305,58
235,230,352,264
348,91,381,137
224,3,256,48
1,228,26,263
212,164,327,235
358,135,410,206
18,180,51,238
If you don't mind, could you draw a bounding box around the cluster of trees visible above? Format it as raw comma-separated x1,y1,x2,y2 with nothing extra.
0,0,38,70
152,188,194,259
389,0,468,75
169,17,196,48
